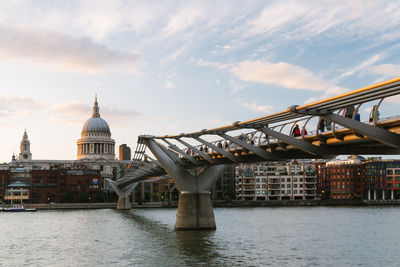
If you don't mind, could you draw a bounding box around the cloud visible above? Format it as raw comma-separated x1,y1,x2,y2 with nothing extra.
231,60,346,95
241,1,400,43
165,81,175,91
50,101,140,127
369,64,400,77
235,99,274,113
0,25,140,73
0,95,44,118
336,53,386,81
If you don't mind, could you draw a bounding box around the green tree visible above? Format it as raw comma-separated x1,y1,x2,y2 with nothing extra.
62,190,73,203
78,192,89,203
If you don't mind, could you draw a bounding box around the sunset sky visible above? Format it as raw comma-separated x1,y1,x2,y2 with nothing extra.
1,0,400,161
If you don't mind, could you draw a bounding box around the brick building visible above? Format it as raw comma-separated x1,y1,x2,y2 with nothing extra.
0,168,102,204
315,156,365,200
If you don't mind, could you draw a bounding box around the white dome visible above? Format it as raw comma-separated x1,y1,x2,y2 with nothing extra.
82,117,110,134
81,96,111,134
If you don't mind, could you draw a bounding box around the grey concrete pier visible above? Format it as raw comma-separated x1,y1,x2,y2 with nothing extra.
117,196,131,210
175,191,216,230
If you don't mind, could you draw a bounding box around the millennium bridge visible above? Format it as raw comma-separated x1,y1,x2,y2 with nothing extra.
108,77,400,230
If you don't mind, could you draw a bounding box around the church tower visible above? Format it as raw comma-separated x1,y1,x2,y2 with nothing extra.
19,129,32,161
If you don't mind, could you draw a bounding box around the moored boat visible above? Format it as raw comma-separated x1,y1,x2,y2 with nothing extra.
4,205,36,212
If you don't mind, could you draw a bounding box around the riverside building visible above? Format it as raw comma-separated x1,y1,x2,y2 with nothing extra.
364,159,400,200
235,160,317,201
315,156,366,200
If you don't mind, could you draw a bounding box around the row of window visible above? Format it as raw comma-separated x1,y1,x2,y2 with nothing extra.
252,190,306,195
237,177,309,183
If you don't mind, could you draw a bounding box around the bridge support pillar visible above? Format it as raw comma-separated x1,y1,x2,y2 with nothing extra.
117,196,131,210
175,191,215,230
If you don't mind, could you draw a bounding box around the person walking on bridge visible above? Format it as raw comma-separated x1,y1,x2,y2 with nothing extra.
292,124,301,137
369,105,380,123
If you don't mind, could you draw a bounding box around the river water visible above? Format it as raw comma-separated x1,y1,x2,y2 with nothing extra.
0,207,399,266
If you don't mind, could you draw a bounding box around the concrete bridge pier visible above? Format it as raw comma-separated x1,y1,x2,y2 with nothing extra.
117,196,131,210
106,179,139,210
142,137,226,230
175,191,216,230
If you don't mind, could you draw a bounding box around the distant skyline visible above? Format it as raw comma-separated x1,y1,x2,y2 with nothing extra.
1,0,400,162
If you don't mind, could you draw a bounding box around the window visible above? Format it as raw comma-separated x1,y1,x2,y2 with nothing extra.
256,191,260,194
294,178,297,182
287,178,291,182
300,178,303,182
281,184,285,188
297,166,301,170
291,166,295,170
300,190,303,194
281,190,285,194
300,184,303,188
287,190,291,194
294,184,297,188
294,190,298,194
287,184,291,188
262,191,266,194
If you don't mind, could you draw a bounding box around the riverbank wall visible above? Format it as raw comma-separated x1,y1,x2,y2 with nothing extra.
4,199,400,210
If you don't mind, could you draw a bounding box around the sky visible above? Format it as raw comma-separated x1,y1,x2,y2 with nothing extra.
1,0,400,162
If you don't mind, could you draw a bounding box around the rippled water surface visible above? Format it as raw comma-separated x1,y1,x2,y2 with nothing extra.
1,207,400,266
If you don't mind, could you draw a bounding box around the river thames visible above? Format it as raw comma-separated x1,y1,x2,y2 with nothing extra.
1,207,399,266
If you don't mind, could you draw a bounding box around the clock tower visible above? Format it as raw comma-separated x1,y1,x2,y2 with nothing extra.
19,129,32,161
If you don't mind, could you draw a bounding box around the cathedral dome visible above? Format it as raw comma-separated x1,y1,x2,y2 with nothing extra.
77,96,115,160
81,96,111,134
82,117,110,134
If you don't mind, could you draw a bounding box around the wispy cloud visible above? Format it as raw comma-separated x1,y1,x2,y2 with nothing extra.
236,100,274,113
50,101,140,127
369,64,400,78
0,95,44,118
231,60,344,93
336,53,386,81
0,25,140,73
165,80,175,91
195,58,347,95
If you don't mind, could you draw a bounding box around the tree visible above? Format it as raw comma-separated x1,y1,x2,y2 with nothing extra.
62,190,73,203
78,192,89,203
